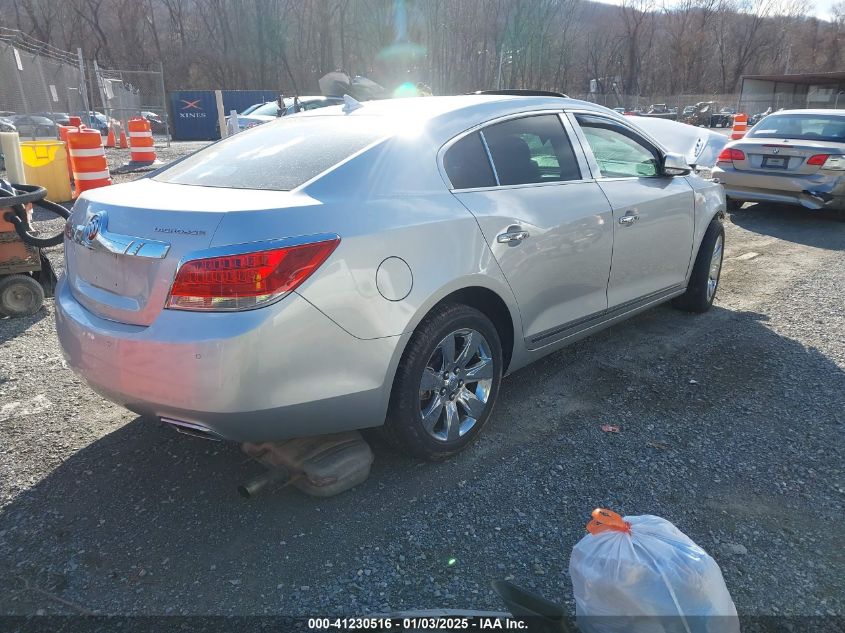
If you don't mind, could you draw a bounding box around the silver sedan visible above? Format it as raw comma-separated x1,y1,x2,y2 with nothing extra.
713,109,845,211
56,95,726,460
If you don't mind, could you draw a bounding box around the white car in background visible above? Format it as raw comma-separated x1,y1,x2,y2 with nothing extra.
630,116,730,179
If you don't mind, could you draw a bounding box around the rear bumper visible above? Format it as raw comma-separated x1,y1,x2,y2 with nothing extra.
55,277,400,441
713,165,845,210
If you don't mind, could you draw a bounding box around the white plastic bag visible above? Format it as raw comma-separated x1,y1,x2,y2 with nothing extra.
569,509,739,633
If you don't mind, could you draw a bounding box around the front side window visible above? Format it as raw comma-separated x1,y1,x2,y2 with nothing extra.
483,114,581,186
576,114,660,178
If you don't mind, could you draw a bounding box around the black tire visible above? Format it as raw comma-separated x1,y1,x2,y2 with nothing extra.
726,197,741,212
672,218,725,313
384,303,503,461
0,274,45,317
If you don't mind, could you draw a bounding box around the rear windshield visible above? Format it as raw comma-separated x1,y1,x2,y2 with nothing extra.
748,114,845,143
154,116,388,191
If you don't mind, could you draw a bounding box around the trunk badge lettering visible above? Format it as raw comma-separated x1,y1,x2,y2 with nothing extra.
71,211,171,259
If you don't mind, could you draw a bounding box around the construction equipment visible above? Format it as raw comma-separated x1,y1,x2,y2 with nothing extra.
0,181,68,317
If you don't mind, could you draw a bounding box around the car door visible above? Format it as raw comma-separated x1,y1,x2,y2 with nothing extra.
569,113,695,308
443,113,614,346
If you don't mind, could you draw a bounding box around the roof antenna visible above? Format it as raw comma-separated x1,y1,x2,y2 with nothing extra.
342,94,363,114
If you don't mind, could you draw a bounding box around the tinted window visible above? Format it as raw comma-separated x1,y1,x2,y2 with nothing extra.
483,115,581,186
748,113,845,142
443,132,496,189
154,117,387,191
576,115,660,178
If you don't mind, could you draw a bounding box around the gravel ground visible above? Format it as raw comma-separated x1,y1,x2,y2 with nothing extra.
0,152,843,618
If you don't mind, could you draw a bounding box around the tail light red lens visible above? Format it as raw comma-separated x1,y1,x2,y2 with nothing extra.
807,154,830,166
717,148,745,162
167,238,339,311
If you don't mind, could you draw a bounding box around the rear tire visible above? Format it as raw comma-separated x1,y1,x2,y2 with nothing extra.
0,274,44,317
672,218,725,313
384,303,503,461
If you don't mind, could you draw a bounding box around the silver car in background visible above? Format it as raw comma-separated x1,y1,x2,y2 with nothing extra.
56,95,726,460
713,109,845,211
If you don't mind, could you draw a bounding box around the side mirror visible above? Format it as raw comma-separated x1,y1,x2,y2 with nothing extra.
663,152,692,176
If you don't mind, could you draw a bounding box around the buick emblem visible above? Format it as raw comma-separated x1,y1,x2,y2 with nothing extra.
84,214,102,242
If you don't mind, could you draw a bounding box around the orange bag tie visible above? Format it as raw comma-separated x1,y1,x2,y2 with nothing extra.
586,508,632,535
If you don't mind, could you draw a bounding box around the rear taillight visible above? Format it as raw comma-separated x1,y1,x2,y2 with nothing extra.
166,238,339,311
807,154,845,169
717,148,745,162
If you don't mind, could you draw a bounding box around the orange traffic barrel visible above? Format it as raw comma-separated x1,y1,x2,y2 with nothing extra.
127,116,156,165
57,125,77,182
67,128,112,197
731,113,748,140
68,116,82,128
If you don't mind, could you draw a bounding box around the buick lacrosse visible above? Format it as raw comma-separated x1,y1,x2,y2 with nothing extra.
57,94,725,460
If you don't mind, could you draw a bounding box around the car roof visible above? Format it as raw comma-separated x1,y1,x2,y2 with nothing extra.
766,109,845,116
294,94,616,142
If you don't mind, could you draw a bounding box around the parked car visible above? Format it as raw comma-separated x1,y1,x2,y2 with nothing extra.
37,111,71,126
748,108,772,126
142,111,167,134
628,116,729,179
72,111,119,135
9,114,58,138
56,95,725,460
681,102,715,127
226,96,345,131
709,107,736,128
239,102,264,116
713,108,845,212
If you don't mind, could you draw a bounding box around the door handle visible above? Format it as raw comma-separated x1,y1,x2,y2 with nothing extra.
619,214,639,226
497,229,530,244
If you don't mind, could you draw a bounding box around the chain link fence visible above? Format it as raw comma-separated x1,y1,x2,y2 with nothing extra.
93,62,170,145
0,27,89,140
0,28,168,149
574,93,741,116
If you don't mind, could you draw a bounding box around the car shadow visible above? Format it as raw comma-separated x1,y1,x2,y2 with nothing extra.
729,202,845,250
0,306,843,615
0,310,47,344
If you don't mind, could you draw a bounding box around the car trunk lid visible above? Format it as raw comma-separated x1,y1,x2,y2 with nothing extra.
725,138,839,175
65,179,307,326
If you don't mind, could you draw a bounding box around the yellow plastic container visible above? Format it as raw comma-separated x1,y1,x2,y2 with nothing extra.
19,140,72,202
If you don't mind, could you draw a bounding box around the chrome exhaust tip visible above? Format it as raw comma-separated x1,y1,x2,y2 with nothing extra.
161,417,223,441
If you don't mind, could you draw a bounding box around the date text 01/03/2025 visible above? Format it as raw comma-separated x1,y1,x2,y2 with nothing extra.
307,616,529,630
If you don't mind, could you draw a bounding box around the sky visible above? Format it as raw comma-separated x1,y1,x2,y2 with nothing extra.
592,0,837,20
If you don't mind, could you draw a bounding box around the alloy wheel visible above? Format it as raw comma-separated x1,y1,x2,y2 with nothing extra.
418,328,494,442
707,234,723,301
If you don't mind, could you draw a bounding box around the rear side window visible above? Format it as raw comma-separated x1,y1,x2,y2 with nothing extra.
154,117,387,191
483,114,581,186
443,132,496,189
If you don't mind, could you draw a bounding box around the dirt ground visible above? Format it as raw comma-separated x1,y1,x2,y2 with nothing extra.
0,147,843,619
